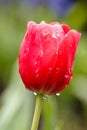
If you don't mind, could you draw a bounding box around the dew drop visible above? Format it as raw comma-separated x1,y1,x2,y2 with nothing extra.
41,21,45,24
52,33,57,38
70,76,73,80
33,92,37,96
42,95,48,100
56,67,59,71
65,34,67,37
26,47,29,52
36,69,39,73
57,34,60,37
56,93,60,96
49,67,53,74
56,51,58,55
49,67,52,71
35,61,37,65
65,74,69,79
58,50,62,54
70,44,73,48
40,50,44,56
36,73,39,78
35,68,39,78
49,67,52,70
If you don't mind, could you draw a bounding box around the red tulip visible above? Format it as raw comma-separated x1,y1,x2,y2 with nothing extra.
18,21,81,95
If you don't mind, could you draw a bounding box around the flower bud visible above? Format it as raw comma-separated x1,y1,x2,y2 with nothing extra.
18,21,81,95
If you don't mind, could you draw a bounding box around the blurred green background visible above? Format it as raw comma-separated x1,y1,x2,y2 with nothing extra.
0,0,87,130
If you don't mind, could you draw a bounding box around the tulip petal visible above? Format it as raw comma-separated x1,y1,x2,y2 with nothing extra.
61,24,70,34
19,22,65,92
44,30,80,95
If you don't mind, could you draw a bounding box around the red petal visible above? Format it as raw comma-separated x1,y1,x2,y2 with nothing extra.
19,22,64,92
61,24,70,34
44,30,81,95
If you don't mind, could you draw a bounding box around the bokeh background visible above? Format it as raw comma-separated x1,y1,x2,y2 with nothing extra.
0,0,87,130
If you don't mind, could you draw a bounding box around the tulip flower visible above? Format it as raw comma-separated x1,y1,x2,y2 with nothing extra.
19,21,80,95
18,21,81,130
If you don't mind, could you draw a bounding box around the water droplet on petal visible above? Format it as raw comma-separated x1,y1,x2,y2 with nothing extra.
55,67,60,74
36,69,39,73
33,92,37,96
64,74,70,79
41,21,45,24
35,68,39,78
56,67,59,71
65,34,67,37
36,73,39,78
65,84,68,88
57,34,60,37
49,67,52,70
58,50,62,55
52,33,57,38
56,93,60,96
56,51,58,55
70,44,73,48
40,50,44,56
26,48,29,52
35,61,37,65
49,67,52,71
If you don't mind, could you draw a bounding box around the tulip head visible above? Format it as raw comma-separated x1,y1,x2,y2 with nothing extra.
18,21,81,95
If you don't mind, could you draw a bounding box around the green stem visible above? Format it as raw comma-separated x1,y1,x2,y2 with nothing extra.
31,94,44,130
